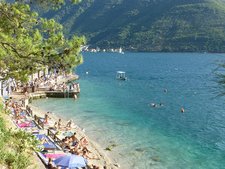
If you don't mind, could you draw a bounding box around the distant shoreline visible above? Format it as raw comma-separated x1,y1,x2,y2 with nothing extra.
82,50,225,54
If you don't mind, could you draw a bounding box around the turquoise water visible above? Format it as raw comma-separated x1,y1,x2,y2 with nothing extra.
32,52,225,169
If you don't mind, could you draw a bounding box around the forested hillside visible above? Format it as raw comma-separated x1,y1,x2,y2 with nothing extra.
43,0,225,52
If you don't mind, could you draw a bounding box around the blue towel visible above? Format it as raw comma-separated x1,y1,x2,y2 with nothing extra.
35,134,57,149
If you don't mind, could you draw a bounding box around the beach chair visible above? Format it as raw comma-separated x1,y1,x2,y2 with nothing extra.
33,115,45,129
36,152,48,166
25,107,33,117
47,129,64,149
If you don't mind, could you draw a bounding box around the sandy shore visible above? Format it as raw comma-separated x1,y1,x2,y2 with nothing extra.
29,104,117,169
8,74,119,169
9,92,118,169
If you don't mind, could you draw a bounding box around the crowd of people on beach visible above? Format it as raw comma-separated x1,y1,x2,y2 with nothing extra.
0,71,115,169
3,96,106,169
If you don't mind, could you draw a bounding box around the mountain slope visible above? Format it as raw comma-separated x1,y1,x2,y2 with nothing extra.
44,0,225,52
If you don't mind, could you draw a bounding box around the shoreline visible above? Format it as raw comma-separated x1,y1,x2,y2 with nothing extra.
29,103,117,168
8,72,118,168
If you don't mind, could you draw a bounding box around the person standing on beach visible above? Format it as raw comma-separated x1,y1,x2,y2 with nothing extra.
44,112,50,124
58,118,62,129
66,120,73,129
53,122,58,130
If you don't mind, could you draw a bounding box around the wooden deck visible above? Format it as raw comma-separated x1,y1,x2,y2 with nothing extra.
45,91,79,98
28,91,79,99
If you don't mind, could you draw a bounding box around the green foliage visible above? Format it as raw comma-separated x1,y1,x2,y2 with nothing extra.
0,1,85,82
15,0,82,10
0,0,86,166
0,101,39,168
12,130,40,152
0,117,6,133
0,151,31,169
43,0,225,52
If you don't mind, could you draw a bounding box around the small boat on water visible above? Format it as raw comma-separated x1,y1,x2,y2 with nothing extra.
116,71,127,80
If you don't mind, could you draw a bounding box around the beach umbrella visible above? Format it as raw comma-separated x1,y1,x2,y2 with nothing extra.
54,154,87,168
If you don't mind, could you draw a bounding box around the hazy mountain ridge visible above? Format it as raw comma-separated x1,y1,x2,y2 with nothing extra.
43,0,225,52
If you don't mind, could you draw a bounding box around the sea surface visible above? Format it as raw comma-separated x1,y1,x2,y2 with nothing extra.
32,52,225,169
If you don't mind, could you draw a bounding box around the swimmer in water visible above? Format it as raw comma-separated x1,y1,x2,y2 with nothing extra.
151,103,157,108
180,107,185,113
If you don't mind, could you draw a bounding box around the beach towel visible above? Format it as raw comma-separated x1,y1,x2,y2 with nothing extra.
44,153,65,159
17,121,36,128
35,134,57,150
37,152,65,165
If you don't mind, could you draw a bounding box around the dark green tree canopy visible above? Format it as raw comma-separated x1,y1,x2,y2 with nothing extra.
0,0,85,82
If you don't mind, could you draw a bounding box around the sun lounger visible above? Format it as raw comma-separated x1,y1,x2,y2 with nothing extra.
47,129,64,148
36,152,48,166
34,115,45,129
25,108,33,117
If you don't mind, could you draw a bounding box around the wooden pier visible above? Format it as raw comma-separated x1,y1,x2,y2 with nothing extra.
29,92,47,99
29,91,79,100
45,91,79,98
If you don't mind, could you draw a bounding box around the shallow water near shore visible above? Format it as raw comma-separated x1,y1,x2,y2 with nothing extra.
32,52,225,169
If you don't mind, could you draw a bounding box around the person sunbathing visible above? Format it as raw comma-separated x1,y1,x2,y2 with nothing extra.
69,133,78,145
70,148,80,155
92,165,100,169
76,146,91,157
80,137,89,146
14,110,20,119
62,137,71,150
44,113,51,124
49,121,58,131
82,150,99,160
